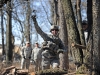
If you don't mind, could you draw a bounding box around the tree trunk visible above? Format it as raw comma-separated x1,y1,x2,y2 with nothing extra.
76,0,85,46
87,0,93,40
0,7,5,55
25,0,31,42
6,0,13,64
58,0,69,70
53,0,59,25
61,0,83,70
76,1,86,71
83,0,93,74
92,0,100,75
50,0,59,25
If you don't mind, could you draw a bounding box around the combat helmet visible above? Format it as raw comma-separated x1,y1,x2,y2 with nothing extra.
50,25,59,32
82,20,88,25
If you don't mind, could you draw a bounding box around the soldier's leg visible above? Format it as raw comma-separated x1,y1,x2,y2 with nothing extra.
38,59,42,71
34,59,38,71
41,60,44,70
42,65,50,70
51,59,59,69
26,59,30,69
41,58,50,70
21,58,25,69
33,64,36,71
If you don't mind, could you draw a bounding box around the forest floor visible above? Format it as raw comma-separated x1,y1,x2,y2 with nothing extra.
0,61,87,75
0,54,87,75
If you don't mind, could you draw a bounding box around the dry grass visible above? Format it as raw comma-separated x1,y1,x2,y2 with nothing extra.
0,61,88,75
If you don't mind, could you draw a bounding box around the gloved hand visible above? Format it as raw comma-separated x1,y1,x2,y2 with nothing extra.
29,57,31,59
23,56,26,59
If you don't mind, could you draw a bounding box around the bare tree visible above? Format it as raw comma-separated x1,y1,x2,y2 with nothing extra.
25,0,31,42
87,0,92,40
76,0,85,46
6,0,13,64
92,0,100,74
83,0,93,74
58,0,69,70
61,0,84,71
0,7,5,55
50,0,59,25
0,0,10,8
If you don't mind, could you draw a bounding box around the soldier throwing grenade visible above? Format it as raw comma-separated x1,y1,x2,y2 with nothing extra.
32,15,66,70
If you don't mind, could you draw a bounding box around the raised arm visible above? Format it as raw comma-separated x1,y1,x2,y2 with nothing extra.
31,15,49,41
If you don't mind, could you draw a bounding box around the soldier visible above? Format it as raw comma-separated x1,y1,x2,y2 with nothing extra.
20,41,32,69
32,17,65,70
82,20,89,44
31,42,42,71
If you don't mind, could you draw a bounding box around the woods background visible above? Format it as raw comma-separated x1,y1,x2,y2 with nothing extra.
0,0,100,75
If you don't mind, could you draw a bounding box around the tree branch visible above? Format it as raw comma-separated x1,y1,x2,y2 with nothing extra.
71,43,86,49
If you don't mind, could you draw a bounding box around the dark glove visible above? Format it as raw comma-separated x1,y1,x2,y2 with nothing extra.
29,57,31,59
31,14,36,19
23,56,26,59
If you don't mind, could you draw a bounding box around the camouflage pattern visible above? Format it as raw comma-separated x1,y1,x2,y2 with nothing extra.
32,23,65,70
31,47,42,71
21,46,32,69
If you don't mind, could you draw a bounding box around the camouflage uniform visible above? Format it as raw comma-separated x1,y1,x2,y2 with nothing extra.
33,24,65,70
31,46,42,71
21,45,32,69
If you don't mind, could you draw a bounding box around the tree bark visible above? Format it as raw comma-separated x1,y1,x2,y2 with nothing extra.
6,0,13,64
92,0,100,74
61,0,83,70
25,0,31,42
83,0,93,74
0,7,5,55
58,0,69,70
53,0,59,25
1,66,15,75
76,0,86,46
87,0,93,40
